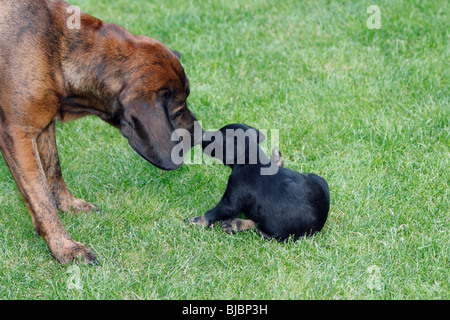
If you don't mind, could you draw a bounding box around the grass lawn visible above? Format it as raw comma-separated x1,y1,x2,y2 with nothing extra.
0,0,448,299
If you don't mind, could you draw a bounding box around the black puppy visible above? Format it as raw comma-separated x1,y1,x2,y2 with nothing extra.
188,123,330,240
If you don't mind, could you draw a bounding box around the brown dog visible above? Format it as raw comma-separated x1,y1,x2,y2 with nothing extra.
0,0,199,264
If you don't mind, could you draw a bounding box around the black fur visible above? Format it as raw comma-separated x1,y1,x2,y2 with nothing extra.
197,123,330,240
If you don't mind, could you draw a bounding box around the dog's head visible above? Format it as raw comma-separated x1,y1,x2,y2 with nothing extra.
202,123,266,167
118,39,200,170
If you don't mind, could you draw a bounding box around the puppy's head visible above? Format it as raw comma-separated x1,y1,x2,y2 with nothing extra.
202,123,266,167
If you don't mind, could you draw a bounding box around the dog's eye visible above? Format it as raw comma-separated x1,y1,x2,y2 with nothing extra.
158,87,171,100
163,91,171,100
170,109,185,120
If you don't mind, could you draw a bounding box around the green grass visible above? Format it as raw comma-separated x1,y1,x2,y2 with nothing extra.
0,0,448,299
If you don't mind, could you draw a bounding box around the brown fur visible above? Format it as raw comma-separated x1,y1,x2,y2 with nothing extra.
0,0,198,264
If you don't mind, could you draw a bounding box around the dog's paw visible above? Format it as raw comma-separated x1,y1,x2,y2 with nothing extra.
49,237,98,265
221,219,237,234
221,218,258,235
185,215,211,227
59,197,99,214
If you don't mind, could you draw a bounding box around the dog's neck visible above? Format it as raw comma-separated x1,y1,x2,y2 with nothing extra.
52,1,131,125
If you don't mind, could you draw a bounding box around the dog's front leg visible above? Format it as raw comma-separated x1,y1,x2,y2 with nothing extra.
37,120,99,213
0,126,97,264
187,194,240,228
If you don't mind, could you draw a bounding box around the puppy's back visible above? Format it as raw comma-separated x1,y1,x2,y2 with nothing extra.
254,167,329,239
303,172,330,228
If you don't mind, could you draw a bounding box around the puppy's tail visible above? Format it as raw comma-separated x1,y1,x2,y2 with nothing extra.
270,146,284,167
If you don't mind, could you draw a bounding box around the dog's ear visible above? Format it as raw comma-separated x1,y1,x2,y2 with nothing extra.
223,126,261,165
239,124,266,144
172,50,181,60
255,128,266,144
270,146,284,167
119,94,183,170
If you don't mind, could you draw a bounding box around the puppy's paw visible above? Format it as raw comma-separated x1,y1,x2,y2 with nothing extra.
221,219,237,234
221,218,258,235
185,215,211,227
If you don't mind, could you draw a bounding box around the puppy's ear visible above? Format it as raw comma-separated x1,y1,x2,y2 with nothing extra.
270,146,284,167
256,128,266,144
240,124,266,144
223,126,261,165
